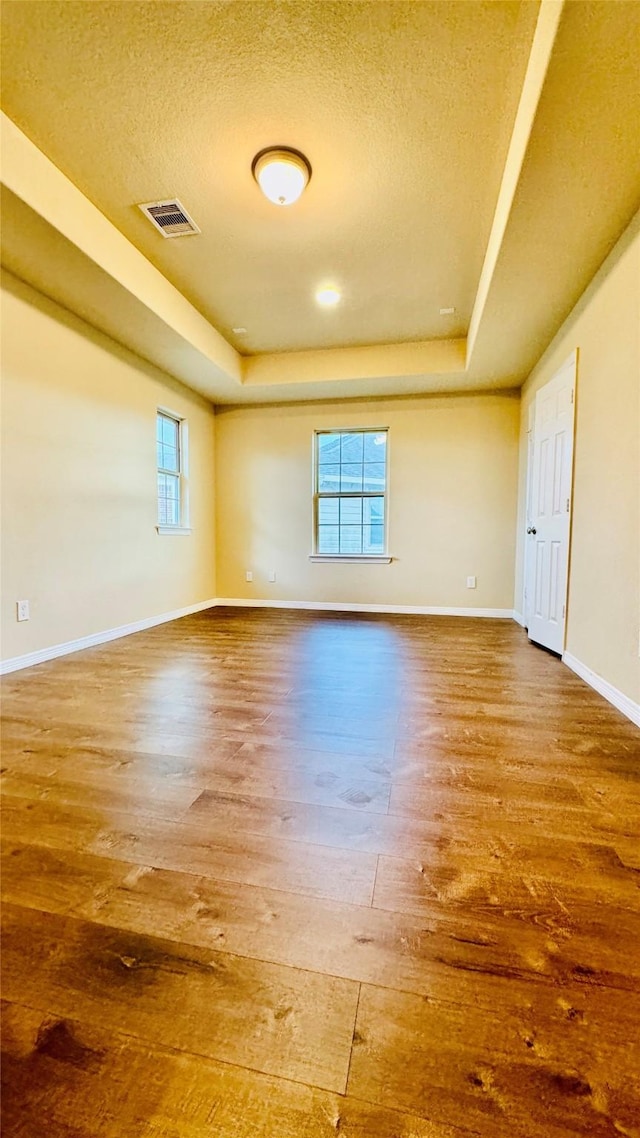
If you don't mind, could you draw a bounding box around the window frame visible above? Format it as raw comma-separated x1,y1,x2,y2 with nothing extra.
156,408,191,535
311,427,391,563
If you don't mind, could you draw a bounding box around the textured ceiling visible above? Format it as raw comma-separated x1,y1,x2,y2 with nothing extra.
1,0,639,405
0,0,538,354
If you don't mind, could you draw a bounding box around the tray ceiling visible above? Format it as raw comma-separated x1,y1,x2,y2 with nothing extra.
1,0,639,404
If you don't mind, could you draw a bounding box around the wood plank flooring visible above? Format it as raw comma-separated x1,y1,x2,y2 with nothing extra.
1,607,639,1137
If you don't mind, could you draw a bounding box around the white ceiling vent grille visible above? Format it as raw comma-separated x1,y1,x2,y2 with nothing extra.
138,199,201,238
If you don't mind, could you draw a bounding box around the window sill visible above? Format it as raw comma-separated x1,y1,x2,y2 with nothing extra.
309,554,392,564
156,526,192,536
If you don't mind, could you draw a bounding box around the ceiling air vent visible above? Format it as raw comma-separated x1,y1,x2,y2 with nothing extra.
138,198,201,238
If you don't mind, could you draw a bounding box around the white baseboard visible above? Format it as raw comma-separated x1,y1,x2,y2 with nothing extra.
216,598,515,618
562,651,640,728
512,610,526,627
0,598,218,675
0,597,518,676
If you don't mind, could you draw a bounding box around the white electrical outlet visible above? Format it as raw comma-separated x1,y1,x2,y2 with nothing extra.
466,576,477,589
268,570,276,583
17,599,30,621
245,570,253,582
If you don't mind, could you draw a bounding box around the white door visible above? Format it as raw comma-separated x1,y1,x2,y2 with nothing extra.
525,351,577,654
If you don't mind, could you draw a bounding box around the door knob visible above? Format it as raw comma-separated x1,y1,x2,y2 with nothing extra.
527,526,537,535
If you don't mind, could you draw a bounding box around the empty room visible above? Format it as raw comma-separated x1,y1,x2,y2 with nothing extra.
1,0,639,1134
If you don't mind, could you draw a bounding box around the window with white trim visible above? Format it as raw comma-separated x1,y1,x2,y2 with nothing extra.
314,429,388,556
156,410,184,527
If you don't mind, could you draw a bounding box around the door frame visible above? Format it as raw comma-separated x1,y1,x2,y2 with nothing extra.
522,349,578,652
522,400,535,630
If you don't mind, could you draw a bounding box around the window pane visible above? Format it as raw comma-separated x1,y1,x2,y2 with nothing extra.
162,415,179,447
318,526,339,554
341,432,363,463
340,497,362,525
161,443,179,473
165,474,179,500
363,462,386,491
364,524,385,554
314,430,387,557
164,495,180,525
158,469,180,525
318,433,341,464
158,495,180,525
318,464,340,492
318,498,339,525
157,416,181,526
364,431,387,462
340,463,363,492
363,496,385,525
340,526,363,554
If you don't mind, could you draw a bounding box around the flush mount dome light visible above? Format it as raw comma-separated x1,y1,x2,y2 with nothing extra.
252,147,311,206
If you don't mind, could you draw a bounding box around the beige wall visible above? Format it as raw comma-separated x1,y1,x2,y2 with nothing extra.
515,211,640,702
215,393,520,610
0,272,216,662
5,209,637,701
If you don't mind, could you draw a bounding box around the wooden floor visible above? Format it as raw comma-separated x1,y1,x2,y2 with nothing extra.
1,608,639,1137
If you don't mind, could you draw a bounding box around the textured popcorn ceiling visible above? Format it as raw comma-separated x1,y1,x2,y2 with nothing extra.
1,0,639,404
0,0,537,354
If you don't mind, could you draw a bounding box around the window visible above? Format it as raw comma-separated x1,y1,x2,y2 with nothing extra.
156,410,188,530
314,429,388,557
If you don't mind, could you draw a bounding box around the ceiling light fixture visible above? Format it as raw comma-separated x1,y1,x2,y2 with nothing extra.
316,286,341,307
252,147,311,206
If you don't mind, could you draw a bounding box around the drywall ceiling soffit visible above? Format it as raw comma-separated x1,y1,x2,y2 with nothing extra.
0,190,241,405
465,0,640,385
1,0,639,406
